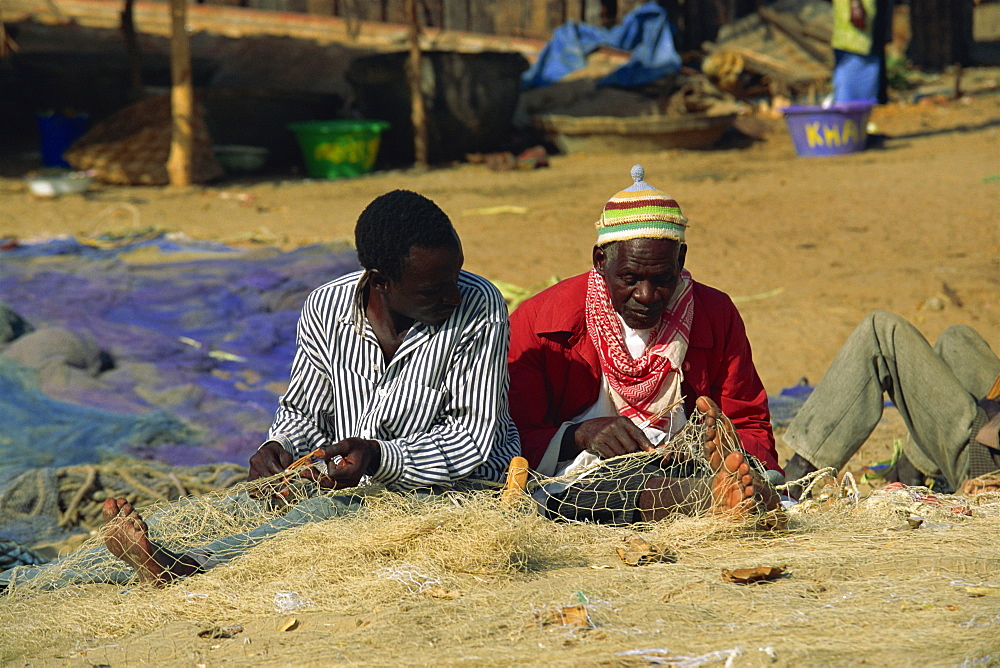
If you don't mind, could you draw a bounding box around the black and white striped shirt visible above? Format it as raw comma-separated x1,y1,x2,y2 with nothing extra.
267,269,520,490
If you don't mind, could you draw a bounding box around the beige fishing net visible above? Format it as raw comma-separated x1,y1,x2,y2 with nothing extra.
525,406,784,528
2,409,1000,665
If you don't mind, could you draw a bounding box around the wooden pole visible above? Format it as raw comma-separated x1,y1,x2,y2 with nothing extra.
166,0,193,186
120,0,142,96
406,0,428,168
1,3,21,60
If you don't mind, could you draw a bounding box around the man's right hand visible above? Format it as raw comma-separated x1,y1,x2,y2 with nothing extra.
570,416,654,459
247,441,294,482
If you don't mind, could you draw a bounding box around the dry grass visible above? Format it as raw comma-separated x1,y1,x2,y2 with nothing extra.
3,479,1000,666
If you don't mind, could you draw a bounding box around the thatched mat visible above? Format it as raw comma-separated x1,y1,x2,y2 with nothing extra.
2,473,999,666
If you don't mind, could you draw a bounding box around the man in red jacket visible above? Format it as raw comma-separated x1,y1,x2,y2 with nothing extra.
508,165,780,524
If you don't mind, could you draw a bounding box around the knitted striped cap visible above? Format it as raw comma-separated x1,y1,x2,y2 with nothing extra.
596,165,688,245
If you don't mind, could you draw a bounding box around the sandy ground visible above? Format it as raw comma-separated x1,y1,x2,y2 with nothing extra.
0,88,998,665
3,90,998,446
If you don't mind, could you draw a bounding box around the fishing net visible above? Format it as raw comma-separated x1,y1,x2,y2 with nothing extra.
0,459,248,547
526,406,784,528
0,405,781,585
0,235,360,481
0,409,781,601
1,443,999,665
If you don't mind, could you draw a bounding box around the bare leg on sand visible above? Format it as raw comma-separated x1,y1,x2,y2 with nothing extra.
638,397,779,521
102,497,202,586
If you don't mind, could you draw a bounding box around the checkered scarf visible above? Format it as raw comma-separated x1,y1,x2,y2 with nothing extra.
585,268,694,430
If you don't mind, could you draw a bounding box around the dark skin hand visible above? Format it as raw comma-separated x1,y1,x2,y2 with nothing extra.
311,437,381,489
564,416,655,460
248,441,294,482
247,438,381,495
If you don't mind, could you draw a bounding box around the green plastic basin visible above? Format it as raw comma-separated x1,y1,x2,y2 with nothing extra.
288,119,389,179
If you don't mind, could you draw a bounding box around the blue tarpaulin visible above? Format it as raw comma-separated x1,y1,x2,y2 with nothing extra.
0,357,192,485
521,1,682,90
0,235,359,478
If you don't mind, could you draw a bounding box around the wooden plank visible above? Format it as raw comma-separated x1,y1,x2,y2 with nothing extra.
441,0,470,32
423,0,444,29
756,6,832,67
510,0,564,39
2,0,545,56
330,0,378,22
306,0,334,16
706,3,833,93
383,0,408,25
466,0,494,34
492,0,526,37
724,45,828,87
121,0,142,93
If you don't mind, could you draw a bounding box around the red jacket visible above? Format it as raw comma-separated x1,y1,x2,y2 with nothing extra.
508,273,779,471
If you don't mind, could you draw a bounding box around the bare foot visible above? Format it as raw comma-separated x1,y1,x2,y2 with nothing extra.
102,498,199,586
696,397,780,515
709,451,758,516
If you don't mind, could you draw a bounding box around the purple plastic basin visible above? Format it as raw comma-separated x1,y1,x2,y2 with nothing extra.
782,102,873,157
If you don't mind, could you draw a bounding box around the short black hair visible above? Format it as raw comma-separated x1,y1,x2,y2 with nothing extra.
355,190,458,281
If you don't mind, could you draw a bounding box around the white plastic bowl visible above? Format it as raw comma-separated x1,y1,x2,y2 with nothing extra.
213,145,269,173
26,171,93,197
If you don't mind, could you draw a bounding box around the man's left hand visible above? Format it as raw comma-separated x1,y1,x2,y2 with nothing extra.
299,437,381,489
572,416,654,459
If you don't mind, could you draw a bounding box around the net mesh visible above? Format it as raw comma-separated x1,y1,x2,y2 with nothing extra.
2,414,1000,664
525,406,783,527
0,460,248,547
0,407,784,598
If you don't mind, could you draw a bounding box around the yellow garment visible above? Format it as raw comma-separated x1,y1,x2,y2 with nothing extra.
831,0,877,55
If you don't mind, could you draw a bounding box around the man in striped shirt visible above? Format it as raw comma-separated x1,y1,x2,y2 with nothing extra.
246,189,519,491
86,190,520,586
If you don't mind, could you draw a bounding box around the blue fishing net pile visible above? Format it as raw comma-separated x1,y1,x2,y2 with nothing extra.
0,234,359,486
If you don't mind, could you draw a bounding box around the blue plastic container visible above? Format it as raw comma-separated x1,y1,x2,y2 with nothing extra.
782,102,873,157
37,112,90,168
